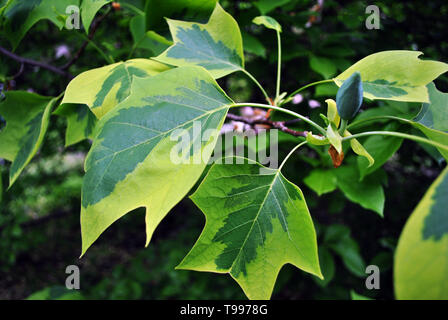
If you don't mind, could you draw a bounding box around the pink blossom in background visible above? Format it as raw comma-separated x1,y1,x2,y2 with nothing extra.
292,94,303,104
308,99,321,108
55,44,70,59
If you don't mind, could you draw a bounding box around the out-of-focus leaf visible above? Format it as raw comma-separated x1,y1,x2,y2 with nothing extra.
2,0,79,49
313,247,335,287
81,0,111,33
350,290,373,300
357,123,403,179
0,91,58,186
310,56,337,79
144,0,216,31
241,32,266,58
304,169,337,196
334,166,385,216
53,103,97,147
254,0,291,15
395,167,448,299
129,15,172,56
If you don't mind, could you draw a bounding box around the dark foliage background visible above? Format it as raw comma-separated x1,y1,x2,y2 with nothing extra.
0,0,447,299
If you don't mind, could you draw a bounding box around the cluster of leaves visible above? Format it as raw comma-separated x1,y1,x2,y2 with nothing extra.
1,0,448,300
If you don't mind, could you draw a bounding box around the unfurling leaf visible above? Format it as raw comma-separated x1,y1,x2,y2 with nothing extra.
336,71,363,120
343,130,374,168
306,131,329,146
326,123,343,154
395,167,448,299
154,3,244,79
326,99,340,127
252,15,282,32
334,51,448,102
177,157,322,300
80,66,233,255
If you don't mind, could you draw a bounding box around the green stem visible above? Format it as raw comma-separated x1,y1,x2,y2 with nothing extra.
279,140,307,171
347,115,411,129
341,131,448,151
120,2,145,15
240,69,270,102
75,32,114,64
230,102,327,135
275,30,282,99
339,119,348,134
284,79,334,104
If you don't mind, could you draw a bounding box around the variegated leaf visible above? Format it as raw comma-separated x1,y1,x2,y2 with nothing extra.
177,157,322,300
53,103,97,147
395,167,448,299
61,59,170,119
81,66,233,255
1,0,79,49
334,51,448,102
154,3,244,79
0,91,58,186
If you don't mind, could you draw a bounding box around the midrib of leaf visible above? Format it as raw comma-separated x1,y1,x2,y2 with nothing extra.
228,170,293,273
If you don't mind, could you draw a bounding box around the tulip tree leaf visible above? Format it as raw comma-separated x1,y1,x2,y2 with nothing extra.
333,51,448,102
304,169,337,196
80,66,233,255
0,91,58,186
395,167,448,299
80,0,111,33
129,15,172,56
2,0,79,49
144,0,217,31
54,103,97,147
252,15,282,32
357,123,403,180
177,157,322,300
411,83,448,160
254,0,291,15
154,3,244,79
334,166,385,216
62,59,170,119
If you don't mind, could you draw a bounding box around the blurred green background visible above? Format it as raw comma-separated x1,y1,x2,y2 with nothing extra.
0,0,447,300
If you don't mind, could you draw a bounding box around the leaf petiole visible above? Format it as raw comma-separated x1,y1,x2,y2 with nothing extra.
341,130,448,151
230,102,327,135
279,140,308,171
240,69,270,102
283,79,334,105
275,30,282,100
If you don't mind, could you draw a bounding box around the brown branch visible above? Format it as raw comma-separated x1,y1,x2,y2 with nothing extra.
0,46,72,78
226,113,306,137
61,6,112,70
